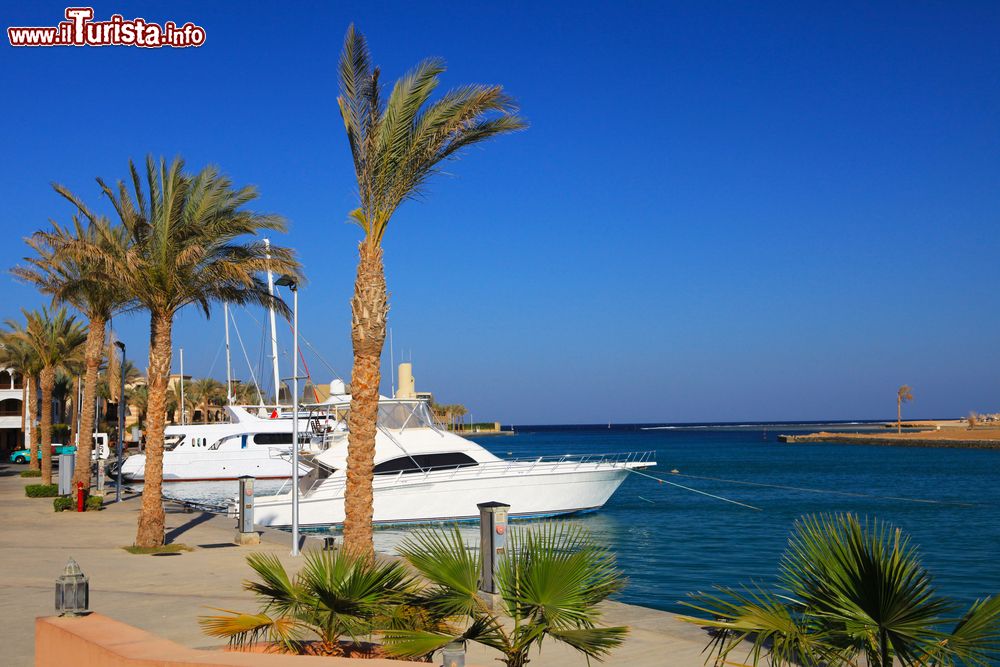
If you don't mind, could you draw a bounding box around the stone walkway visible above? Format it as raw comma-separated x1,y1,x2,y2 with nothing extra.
0,464,722,666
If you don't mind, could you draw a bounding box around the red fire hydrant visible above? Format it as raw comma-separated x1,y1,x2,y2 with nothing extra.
76,481,85,512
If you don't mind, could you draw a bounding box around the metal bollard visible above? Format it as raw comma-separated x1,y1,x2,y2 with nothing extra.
57,453,75,495
238,476,254,532
235,476,260,545
477,501,510,596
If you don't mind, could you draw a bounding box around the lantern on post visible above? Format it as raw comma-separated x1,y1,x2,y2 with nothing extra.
442,640,466,667
55,558,89,616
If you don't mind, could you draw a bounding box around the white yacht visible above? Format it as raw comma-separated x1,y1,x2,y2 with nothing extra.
249,397,655,528
118,406,325,482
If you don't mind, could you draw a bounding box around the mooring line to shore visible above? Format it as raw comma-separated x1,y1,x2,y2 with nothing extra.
666,472,975,507
629,469,762,511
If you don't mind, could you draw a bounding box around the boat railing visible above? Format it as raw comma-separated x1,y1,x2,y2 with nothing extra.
280,450,656,498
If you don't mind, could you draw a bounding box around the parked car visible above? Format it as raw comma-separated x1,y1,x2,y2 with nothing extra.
9,444,76,464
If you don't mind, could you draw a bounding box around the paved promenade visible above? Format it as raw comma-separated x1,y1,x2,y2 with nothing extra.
0,464,718,666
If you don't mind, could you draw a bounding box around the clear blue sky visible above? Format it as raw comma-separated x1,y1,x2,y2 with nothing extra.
2,2,998,424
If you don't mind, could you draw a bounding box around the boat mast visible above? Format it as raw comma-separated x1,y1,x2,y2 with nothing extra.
224,302,233,403
264,238,281,405
179,347,186,426
389,327,395,398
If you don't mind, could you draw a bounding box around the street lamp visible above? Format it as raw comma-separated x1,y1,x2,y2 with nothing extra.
114,340,126,503
275,274,300,556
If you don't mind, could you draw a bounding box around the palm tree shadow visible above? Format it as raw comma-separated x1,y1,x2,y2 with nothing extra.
164,511,215,544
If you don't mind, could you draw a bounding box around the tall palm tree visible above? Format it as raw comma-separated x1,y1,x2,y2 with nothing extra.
55,156,300,547
5,308,87,484
0,334,43,469
897,384,913,433
15,212,134,488
336,25,525,553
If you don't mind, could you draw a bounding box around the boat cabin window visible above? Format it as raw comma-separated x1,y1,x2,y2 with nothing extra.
377,400,438,430
373,452,477,475
254,432,293,445
164,434,185,451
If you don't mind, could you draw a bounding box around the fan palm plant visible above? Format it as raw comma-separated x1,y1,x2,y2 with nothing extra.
681,513,1000,667
4,308,87,484
897,384,914,433
15,211,134,488
335,25,525,553
0,334,43,469
53,156,300,547
199,549,421,655
384,524,628,667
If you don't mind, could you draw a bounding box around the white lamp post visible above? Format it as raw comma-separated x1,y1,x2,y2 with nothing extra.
276,275,300,556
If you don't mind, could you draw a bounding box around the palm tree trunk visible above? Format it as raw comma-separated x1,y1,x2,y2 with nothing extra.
20,383,26,446
342,242,388,555
40,367,55,485
897,397,901,434
28,375,40,471
135,313,172,547
67,376,79,468
74,317,106,488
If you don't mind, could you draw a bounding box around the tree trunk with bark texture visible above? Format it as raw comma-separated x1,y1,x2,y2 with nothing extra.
342,242,388,555
74,317,105,489
135,313,172,547
39,367,55,485
67,376,79,457
20,384,26,447
897,398,901,434
28,376,40,470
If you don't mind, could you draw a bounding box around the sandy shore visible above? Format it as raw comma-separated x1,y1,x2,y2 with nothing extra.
0,464,716,666
781,424,1000,448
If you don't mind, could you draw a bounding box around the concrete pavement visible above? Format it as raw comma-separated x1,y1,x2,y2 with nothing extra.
0,464,720,666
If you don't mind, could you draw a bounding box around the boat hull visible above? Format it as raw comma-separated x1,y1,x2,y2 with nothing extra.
119,451,305,482
253,464,643,528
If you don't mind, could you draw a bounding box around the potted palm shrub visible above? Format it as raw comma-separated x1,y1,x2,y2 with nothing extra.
383,524,629,667
200,550,427,657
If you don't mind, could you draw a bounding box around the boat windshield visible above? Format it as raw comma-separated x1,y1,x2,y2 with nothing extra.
164,434,185,451
377,400,437,431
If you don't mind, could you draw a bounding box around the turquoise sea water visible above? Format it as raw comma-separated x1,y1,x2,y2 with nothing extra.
464,424,1000,614
161,422,1000,615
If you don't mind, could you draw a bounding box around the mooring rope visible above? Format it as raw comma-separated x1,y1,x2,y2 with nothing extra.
666,471,975,507
629,469,762,511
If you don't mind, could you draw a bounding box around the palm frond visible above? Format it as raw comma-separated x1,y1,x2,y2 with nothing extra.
933,596,1000,667
398,526,484,618
198,608,302,653
337,26,525,245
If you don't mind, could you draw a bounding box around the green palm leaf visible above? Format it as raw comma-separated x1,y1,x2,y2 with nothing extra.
782,514,951,664
398,527,484,618
198,608,302,653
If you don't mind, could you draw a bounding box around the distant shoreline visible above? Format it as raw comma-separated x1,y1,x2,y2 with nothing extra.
781,423,1000,449
507,419,947,432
